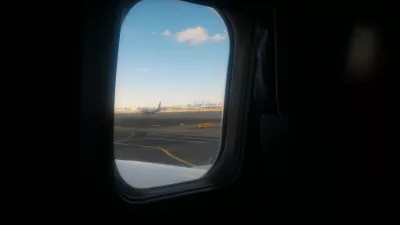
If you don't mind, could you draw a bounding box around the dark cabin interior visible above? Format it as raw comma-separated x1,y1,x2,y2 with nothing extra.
12,0,387,223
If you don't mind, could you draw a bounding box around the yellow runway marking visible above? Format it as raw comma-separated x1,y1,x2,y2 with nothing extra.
114,142,195,167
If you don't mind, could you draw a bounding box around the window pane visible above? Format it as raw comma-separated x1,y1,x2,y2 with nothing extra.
114,0,229,189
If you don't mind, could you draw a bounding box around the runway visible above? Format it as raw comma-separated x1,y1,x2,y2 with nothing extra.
114,111,222,168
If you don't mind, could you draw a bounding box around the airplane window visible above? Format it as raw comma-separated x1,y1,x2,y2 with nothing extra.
114,0,229,189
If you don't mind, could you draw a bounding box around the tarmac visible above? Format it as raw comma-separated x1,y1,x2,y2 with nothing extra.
114,111,222,168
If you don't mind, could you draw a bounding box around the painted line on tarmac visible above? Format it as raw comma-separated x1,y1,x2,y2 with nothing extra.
114,142,195,167
132,137,205,144
147,133,219,141
147,133,217,138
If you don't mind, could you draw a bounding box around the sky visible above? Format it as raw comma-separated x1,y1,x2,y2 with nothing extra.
115,0,229,108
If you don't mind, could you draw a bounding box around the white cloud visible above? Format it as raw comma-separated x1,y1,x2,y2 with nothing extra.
152,31,156,35
175,27,227,45
210,33,227,41
162,30,171,36
137,68,150,72
176,27,209,45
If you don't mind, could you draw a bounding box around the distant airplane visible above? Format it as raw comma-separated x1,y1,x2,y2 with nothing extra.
137,102,161,115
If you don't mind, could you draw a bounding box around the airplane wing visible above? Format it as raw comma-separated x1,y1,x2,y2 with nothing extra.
115,159,211,188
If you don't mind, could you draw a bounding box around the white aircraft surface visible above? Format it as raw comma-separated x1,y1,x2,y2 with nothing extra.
137,102,161,115
115,159,212,188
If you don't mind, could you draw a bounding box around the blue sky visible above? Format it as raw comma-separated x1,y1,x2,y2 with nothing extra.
115,0,229,108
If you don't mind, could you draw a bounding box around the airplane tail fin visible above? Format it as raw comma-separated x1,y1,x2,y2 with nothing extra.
157,101,161,110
